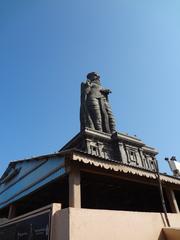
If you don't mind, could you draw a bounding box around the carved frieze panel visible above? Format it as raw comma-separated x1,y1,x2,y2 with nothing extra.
60,129,158,173
117,143,157,172
86,139,114,160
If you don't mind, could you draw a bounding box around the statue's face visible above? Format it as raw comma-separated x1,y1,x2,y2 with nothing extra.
91,75,100,82
92,78,101,85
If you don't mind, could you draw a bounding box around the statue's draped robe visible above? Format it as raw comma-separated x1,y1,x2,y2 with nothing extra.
80,82,94,130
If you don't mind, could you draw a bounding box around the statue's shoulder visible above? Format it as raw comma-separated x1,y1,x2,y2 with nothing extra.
81,81,86,87
81,80,91,89
81,81,87,91
81,80,90,87
81,81,91,97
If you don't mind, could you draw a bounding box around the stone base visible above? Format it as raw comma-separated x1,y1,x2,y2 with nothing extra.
60,128,158,172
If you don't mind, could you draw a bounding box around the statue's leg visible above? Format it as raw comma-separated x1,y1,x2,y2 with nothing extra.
99,98,111,133
80,103,94,131
80,104,86,131
104,101,116,133
87,98,102,131
86,110,94,129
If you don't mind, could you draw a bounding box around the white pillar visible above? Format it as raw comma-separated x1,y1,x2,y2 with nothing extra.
165,188,179,213
69,166,81,208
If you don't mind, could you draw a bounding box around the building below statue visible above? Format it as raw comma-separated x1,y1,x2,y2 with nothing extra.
0,138,180,240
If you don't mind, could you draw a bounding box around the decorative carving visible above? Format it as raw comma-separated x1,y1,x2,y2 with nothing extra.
80,72,116,134
60,128,158,172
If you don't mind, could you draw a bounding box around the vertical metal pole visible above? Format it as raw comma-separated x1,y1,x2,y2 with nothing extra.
155,159,170,227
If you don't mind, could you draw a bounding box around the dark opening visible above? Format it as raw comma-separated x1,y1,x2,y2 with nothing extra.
0,207,9,220
81,172,171,212
174,190,180,209
0,175,69,218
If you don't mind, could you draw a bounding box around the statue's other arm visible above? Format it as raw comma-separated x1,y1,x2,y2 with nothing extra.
100,88,112,94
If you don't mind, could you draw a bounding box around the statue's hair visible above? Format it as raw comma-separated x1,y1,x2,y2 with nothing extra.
87,72,100,80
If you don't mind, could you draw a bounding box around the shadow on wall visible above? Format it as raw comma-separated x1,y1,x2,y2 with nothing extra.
158,230,166,240
163,228,180,240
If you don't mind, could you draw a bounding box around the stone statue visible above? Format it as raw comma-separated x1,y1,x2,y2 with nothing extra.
80,72,116,134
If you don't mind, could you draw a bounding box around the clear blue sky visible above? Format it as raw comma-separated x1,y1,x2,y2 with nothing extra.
0,0,180,176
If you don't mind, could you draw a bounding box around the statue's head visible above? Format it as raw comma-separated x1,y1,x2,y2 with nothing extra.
87,72,100,82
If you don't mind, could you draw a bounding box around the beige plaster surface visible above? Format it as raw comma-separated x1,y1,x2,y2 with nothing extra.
51,208,69,240
168,214,180,227
3,204,180,240
68,208,180,240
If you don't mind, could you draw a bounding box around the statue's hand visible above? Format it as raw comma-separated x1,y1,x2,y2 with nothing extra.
107,89,112,94
101,89,112,94
86,79,91,86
